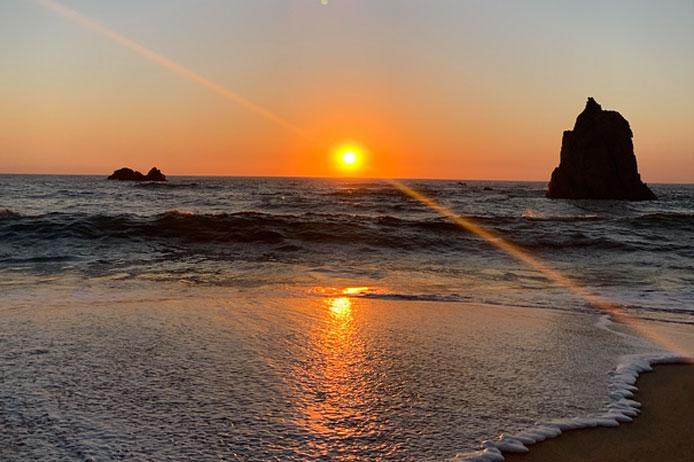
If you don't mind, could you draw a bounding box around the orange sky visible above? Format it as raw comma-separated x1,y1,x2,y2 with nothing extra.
1,0,693,181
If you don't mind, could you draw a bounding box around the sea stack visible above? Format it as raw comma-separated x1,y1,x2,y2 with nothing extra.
547,98,656,200
108,167,167,182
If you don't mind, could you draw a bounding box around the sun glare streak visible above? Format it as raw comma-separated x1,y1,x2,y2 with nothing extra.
35,0,311,141
387,179,690,358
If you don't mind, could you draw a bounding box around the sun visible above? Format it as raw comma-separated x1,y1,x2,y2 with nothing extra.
342,151,357,166
333,142,366,173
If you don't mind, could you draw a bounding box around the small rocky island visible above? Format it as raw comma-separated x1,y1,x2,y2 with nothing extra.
547,97,656,200
108,167,167,182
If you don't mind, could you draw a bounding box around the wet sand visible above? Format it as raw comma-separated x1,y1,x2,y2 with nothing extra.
504,363,694,462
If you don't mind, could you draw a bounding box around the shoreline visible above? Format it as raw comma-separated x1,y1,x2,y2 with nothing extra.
502,362,694,461
455,356,694,462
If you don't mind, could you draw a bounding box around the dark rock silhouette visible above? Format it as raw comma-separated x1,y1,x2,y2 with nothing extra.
547,97,655,200
108,167,167,182
144,167,166,182
108,168,144,181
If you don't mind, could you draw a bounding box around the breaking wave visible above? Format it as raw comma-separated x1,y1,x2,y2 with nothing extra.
624,211,694,229
0,209,671,252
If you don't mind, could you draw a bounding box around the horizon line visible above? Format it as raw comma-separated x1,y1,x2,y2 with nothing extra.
0,171,691,185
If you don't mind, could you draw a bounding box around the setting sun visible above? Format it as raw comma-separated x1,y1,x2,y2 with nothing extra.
342,151,357,166
333,142,366,173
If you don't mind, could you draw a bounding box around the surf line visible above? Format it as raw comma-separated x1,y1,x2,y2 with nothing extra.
36,0,688,358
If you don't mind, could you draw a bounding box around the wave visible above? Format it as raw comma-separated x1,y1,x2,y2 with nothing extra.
521,210,694,228
522,209,600,222
359,292,471,302
322,186,416,200
0,255,77,264
133,182,201,189
0,210,485,250
624,212,694,228
1,209,683,253
341,292,694,325
515,235,633,251
0,208,18,218
130,181,233,191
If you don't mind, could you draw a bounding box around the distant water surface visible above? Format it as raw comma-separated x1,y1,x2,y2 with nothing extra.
1,175,692,323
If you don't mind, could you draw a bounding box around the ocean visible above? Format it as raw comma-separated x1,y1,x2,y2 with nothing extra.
1,175,693,460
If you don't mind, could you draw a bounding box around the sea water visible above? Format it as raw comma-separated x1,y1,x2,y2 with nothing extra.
1,175,693,460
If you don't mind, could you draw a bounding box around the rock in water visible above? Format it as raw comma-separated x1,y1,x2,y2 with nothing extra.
108,167,145,181
108,167,167,181
547,98,656,200
144,167,166,182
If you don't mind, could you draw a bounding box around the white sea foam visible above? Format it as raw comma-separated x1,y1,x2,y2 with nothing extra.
594,314,635,339
450,353,691,462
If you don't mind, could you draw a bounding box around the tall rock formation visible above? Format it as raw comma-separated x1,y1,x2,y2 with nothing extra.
547,98,656,200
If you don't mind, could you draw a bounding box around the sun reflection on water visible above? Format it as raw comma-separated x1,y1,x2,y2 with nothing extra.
341,287,369,296
287,291,387,459
328,297,353,319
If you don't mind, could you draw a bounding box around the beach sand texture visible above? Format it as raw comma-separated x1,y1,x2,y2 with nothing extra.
504,364,694,462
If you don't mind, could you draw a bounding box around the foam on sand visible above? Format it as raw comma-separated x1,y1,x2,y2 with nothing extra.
450,353,692,462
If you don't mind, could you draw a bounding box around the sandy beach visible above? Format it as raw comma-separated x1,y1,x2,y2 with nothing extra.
504,363,694,462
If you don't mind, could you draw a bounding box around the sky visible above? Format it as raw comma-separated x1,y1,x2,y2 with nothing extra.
1,0,693,181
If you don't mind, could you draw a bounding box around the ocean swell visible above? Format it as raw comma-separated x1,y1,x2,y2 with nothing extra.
0,210,482,250
0,209,684,254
